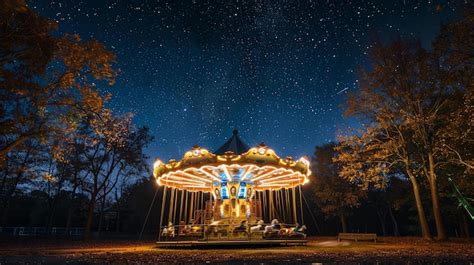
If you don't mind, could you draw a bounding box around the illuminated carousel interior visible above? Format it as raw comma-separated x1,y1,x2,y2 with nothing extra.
153,129,310,244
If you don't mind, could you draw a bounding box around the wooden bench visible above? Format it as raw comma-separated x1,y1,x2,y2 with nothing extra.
338,233,377,242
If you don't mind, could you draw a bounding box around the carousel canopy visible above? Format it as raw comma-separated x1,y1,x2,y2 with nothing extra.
214,129,250,155
153,131,310,192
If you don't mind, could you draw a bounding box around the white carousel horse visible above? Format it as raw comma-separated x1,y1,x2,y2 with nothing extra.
250,220,265,232
162,222,175,237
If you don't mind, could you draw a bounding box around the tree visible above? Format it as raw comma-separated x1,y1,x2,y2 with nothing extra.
409,10,473,240
0,140,41,224
336,122,432,238
311,144,365,233
435,10,474,173
1,1,156,236
367,177,409,236
79,110,152,239
384,177,413,236
118,178,162,235
441,88,474,171
336,10,473,239
0,0,116,164
51,133,88,231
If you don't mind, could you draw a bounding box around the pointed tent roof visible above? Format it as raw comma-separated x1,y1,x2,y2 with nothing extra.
214,129,250,155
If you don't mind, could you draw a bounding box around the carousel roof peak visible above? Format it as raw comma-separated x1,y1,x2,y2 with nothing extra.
214,129,250,155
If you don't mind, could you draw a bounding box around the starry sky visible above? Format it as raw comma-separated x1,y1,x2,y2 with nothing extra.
30,0,466,161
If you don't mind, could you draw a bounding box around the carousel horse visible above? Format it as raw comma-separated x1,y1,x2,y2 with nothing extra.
180,225,192,236
264,219,281,238
161,222,175,237
287,223,307,238
250,220,265,232
234,220,248,233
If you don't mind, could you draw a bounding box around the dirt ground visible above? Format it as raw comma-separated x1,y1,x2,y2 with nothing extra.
0,236,473,264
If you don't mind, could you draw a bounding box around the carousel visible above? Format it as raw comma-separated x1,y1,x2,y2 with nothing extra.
152,129,310,246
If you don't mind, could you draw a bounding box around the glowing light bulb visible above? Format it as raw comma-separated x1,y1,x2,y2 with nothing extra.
153,159,162,169
193,149,200,156
258,147,266,155
299,156,310,166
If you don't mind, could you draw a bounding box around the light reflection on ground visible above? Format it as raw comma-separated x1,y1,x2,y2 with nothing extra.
0,237,473,264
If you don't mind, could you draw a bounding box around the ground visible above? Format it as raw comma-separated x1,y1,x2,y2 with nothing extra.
0,237,473,264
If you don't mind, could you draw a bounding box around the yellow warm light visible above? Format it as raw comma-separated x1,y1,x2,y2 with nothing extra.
220,165,232,181
154,144,311,192
240,165,254,180
299,156,311,176
157,164,307,192
198,167,222,182
216,155,241,162
261,179,302,185
161,178,206,186
260,172,300,183
178,171,213,183
153,159,163,178
154,159,162,169
251,168,285,182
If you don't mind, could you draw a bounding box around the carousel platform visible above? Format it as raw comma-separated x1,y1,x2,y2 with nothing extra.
155,239,307,248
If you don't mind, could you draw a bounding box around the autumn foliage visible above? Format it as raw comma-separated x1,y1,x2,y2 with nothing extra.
1,0,116,163
0,0,152,239
334,10,473,240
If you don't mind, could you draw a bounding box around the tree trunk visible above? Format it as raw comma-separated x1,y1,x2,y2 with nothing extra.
47,183,63,235
340,214,348,233
0,134,29,163
97,195,106,236
97,209,103,236
65,184,78,233
65,205,73,233
388,207,400,236
0,182,11,222
0,171,24,226
115,190,121,233
407,170,431,239
46,205,57,234
115,208,120,233
428,152,446,240
462,213,470,238
84,192,97,240
0,200,11,226
377,211,387,236
0,169,8,203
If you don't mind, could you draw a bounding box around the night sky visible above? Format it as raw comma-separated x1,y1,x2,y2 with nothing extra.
30,0,466,162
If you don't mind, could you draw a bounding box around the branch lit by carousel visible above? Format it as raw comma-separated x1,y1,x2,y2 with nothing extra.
152,130,310,243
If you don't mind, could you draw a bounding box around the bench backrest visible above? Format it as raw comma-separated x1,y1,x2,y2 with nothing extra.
338,233,377,238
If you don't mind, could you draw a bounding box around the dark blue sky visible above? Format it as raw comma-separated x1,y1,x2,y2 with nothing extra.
31,0,465,161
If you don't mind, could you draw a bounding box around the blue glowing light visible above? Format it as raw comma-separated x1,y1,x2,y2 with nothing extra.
238,182,246,199
221,182,229,199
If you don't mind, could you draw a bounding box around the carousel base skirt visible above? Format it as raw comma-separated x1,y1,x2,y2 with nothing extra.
155,239,307,248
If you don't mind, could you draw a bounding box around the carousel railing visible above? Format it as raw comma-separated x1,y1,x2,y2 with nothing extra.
158,222,307,242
